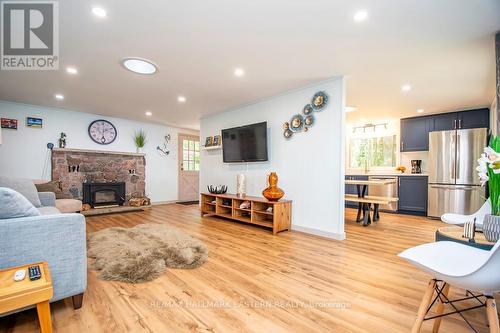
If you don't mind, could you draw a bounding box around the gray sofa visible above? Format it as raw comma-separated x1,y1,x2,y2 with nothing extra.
0,181,87,310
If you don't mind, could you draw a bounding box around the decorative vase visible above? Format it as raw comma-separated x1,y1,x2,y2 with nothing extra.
483,214,500,242
262,172,284,201
236,174,246,197
136,147,143,153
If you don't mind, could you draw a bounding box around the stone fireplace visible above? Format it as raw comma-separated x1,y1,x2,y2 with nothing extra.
51,148,146,204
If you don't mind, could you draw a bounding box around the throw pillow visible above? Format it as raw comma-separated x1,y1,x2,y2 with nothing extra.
0,187,41,219
0,176,42,207
35,181,63,199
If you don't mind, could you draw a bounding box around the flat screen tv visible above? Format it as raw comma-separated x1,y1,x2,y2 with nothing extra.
222,122,268,163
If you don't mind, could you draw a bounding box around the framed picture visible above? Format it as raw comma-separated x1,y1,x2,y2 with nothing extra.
213,135,221,146
26,117,43,128
1,118,18,129
205,136,213,147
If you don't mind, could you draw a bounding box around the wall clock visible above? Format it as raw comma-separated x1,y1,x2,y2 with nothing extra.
88,119,117,145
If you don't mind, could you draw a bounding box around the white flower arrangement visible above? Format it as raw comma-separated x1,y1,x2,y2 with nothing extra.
477,137,500,215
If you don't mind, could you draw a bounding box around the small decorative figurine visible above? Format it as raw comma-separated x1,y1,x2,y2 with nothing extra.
59,132,67,148
239,201,251,209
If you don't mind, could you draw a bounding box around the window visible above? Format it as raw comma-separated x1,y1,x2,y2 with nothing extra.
182,139,200,171
349,135,397,168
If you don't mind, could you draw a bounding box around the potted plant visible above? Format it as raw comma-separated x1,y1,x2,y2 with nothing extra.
477,135,500,242
133,130,147,153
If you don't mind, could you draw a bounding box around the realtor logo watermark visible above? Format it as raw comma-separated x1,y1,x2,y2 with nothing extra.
1,1,59,70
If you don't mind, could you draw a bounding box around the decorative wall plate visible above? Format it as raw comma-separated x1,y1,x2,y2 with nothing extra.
303,104,313,115
304,114,315,127
289,114,304,132
282,91,330,140
311,91,328,111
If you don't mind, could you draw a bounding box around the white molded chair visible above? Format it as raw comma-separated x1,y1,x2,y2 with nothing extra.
441,199,491,229
399,240,500,333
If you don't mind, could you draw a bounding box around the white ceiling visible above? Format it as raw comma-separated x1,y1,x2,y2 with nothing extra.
0,0,499,130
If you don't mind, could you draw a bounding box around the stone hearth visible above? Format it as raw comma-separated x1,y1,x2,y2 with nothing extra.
51,148,146,202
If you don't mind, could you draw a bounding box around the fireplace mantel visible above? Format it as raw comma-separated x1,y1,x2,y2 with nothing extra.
52,148,145,157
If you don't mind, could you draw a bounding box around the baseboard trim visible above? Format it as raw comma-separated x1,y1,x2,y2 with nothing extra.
151,200,179,206
291,225,346,240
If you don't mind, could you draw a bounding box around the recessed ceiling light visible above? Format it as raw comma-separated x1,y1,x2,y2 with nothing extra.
353,10,368,22
145,111,152,116
55,94,64,100
122,58,158,75
345,106,357,113
66,67,78,75
234,68,245,77
178,96,186,103
417,109,424,113
401,84,412,92
92,7,107,18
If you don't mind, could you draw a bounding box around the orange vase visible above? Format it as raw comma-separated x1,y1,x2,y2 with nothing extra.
262,172,285,201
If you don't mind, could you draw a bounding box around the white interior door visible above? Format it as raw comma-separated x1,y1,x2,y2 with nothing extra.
178,134,200,202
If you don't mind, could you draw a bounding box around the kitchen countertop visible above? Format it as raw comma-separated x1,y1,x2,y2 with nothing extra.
346,172,428,177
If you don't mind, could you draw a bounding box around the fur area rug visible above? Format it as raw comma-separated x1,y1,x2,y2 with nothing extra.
87,223,208,283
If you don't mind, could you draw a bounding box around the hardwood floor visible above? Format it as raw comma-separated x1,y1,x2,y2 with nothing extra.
1,205,497,332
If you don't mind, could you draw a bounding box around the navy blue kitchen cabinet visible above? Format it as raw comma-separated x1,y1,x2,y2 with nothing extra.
428,109,489,132
401,109,489,152
457,108,489,130
345,175,369,208
398,176,428,214
429,112,457,132
400,116,430,152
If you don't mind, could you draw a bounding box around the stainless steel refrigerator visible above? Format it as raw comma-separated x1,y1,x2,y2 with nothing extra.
427,128,487,218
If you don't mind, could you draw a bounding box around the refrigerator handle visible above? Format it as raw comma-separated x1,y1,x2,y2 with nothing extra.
430,185,477,190
456,134,460,180
451,134,456,180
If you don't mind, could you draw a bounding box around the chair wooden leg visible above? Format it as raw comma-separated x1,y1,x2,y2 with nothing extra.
72,293,84,310
432,283,450,333
412,279,437,333
486,297,500,333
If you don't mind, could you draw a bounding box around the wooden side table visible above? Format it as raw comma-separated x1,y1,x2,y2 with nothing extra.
0,261,53,333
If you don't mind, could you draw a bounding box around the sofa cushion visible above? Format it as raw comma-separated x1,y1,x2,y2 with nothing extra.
0,176,41,207
35,181,63,199
55,199,82,213
37,206,61,215
0,187,41,219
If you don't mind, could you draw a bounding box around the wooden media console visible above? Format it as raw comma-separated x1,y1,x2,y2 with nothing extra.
200,193,292,234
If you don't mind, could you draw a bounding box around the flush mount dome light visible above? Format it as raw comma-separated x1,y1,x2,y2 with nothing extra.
122,58,158,75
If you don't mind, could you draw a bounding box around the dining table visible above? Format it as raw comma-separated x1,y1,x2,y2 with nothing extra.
345,178,398,226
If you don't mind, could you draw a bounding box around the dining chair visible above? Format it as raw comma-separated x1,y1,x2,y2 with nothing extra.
398,240,500,333
441,199,491,230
